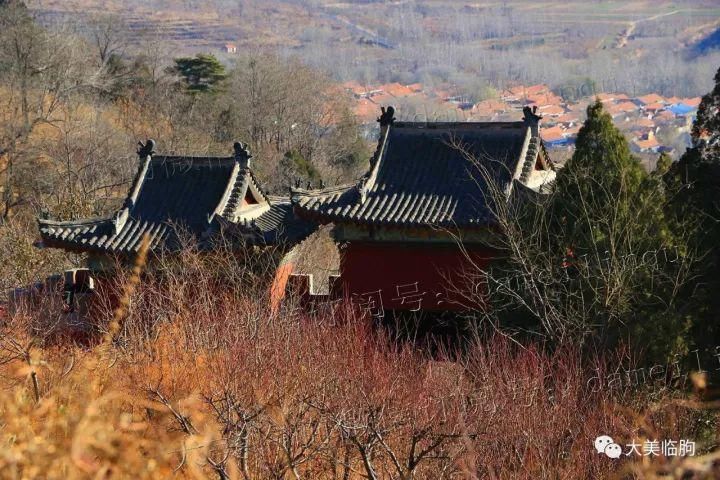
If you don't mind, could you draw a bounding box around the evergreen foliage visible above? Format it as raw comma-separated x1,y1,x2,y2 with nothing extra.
487,100,688,363
549,100,649,251
172,54,228,94
283,150,322,185
664,66,720,359
551,101,685,360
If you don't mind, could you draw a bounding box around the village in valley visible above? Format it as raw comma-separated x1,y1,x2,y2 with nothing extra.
341,80,701,162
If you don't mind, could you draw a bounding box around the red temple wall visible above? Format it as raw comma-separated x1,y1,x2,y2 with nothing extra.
339,242,495,312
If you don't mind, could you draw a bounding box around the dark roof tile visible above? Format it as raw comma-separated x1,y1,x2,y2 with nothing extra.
38,151,317,254
292,121,534,227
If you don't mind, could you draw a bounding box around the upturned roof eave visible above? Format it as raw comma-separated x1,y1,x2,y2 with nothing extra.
35,150,248,254
37,215,115,229
35,150,153,241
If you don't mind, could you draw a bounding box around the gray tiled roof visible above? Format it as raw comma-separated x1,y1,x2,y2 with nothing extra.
38,152,315,254
39,215,170,254
292,121,535,227
218,198,318,246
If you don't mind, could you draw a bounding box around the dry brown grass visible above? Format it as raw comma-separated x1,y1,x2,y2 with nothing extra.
0,243,716,479
0,239,233,479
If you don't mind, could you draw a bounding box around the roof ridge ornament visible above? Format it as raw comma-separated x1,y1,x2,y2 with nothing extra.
234,141,252,169
522,106,542,137
137,139,155,158
377,106,395,127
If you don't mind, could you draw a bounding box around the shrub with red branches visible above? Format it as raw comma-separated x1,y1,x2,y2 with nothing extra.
0,246,711,479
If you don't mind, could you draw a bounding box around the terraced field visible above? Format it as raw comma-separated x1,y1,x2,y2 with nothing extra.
29,1,717,53
29,0,326,52
25,0,720,96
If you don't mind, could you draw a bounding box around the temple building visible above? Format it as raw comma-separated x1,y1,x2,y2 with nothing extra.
33,140,315,307
38,141,314,261
289,106,555,316
30,106,555,318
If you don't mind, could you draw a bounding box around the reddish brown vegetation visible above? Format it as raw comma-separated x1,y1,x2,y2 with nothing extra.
0,248,711,479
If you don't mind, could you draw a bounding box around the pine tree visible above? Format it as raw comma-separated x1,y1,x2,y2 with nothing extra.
549,100,652,252
172,54,228,94
546,100,684,361
664,66,720,357
667,67,720,221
